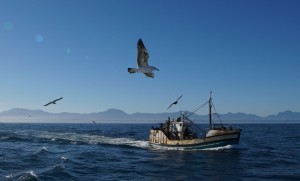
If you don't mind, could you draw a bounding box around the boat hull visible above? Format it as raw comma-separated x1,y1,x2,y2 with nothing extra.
149,129,241,149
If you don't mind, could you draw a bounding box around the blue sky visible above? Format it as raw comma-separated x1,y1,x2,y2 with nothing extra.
0,0,299,117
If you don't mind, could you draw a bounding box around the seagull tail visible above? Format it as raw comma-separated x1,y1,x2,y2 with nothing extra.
128,68,138,74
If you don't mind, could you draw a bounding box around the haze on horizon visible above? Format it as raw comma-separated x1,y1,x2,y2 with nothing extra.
1,0,299,118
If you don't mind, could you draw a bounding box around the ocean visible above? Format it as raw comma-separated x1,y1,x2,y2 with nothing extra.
0,123,299,181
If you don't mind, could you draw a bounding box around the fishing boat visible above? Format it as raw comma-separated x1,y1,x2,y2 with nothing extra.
149,92,241,149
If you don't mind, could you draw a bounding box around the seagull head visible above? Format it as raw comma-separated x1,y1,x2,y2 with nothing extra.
153,67,159,71
146,66,159,72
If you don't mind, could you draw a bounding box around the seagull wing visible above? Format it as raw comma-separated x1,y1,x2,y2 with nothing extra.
137,39,149,67
167,103,174,109
55,97,63,101
144,73,154,78
176,95,183,101
44,102,52,106
44,97,63,106
167,95,183,109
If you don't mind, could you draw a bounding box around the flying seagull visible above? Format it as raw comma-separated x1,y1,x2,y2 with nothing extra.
92,121,97,124
167,95,183,109
128,38,159,78
44,97,63,106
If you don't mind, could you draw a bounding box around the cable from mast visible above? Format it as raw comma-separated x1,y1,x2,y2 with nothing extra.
211,101,223,126
186,100,209,118
182,115,206,134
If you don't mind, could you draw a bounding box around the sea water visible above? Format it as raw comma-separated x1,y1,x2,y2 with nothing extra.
0,123,299,180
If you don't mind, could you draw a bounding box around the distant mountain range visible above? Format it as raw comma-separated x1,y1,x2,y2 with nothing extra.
0,108,300,123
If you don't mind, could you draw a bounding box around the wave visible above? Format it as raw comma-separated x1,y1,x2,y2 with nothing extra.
38,164,78,180
6,170,39,181
33,147,50,155
0,132,30,142
5,164,76,181
4,152,75,180
60,156,68,160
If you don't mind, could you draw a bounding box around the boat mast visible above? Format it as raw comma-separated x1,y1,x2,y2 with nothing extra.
209,91,213,129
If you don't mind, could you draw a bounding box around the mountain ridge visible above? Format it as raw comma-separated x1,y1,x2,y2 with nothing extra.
0,108,299,123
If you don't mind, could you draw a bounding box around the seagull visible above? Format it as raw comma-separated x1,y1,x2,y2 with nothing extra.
44,97,63,106
167,95,183,109
128,38,159,78
92,121,97,124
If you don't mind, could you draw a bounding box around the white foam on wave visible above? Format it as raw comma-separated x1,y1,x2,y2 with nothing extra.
27,170,38,178
7,170,38,180
61,156,68,160
33,146,49,155
149,143,248,151
203,143,248,151
202,144,235,151
149,144,186,151
41,146,48,151
5,173,13,179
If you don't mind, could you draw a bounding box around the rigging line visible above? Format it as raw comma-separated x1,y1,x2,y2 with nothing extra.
190,120,206,134
183,116,206,133
187,100,209,118
211,101,223,125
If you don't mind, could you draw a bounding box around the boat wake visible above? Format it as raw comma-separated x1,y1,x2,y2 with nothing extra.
35,131,150,149
149,143,248,151
2,129,245,152
202,143,248,151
